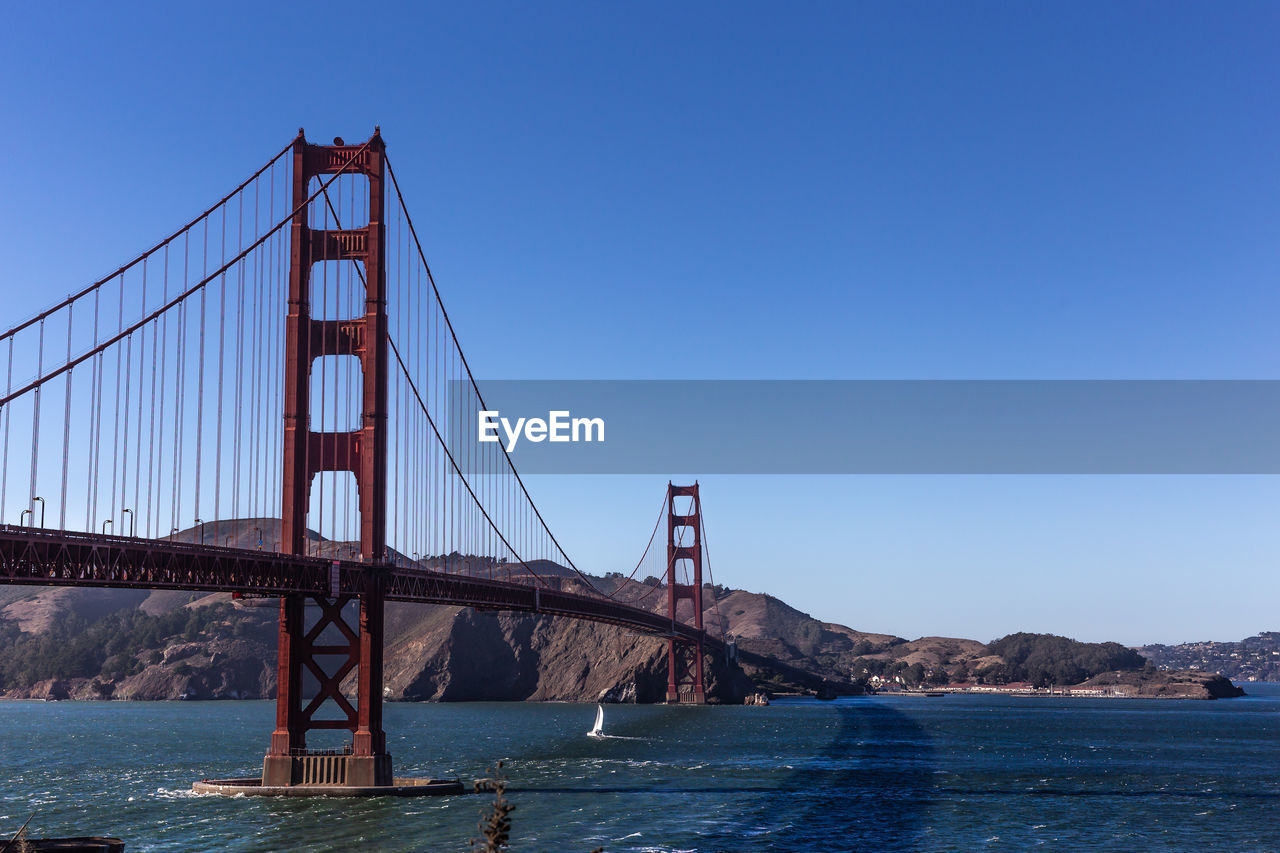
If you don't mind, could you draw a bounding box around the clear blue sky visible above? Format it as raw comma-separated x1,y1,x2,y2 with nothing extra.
2,2,1277,644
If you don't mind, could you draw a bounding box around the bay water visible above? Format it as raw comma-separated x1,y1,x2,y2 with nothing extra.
2,685,1278,851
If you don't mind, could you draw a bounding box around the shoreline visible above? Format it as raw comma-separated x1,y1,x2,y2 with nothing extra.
881,683,1246,700
3,684,1256,704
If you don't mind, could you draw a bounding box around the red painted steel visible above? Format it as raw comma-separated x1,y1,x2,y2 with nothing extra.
0,132,730,781
275,129,390,779
282,130,388,562
0,527,717,646
666,482,707,704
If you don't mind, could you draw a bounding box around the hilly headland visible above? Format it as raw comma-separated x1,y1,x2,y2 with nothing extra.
0,519,1245,704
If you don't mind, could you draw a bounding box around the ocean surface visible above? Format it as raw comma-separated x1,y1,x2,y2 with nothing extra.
2,686,1278,852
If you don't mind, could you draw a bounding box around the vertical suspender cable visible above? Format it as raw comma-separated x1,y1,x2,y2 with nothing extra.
110,274,124,529
195,209,208,527
151,245,169,538
59,306,73,530
143,272,156,534
343,177,352,548
214,205,227,529
89,289,103,531
171,239,187,534
391,204,400,559
317,183,328,551
246,180,259,522
1,338,12,519
341,184,349,551
120,285,133,530
250,177,262,522
435,265,441,563
133,260,148,537
327,194,336,547
233,191,245,522
29,319,44,515
179,238,192,532
269,162,282,532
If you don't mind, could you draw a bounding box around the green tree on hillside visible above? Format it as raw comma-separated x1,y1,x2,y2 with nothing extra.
980,632,1145,685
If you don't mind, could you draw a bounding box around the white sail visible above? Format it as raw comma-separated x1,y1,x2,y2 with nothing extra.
589,703,605,736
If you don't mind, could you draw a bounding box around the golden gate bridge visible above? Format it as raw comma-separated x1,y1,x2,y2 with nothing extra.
0,130,726,794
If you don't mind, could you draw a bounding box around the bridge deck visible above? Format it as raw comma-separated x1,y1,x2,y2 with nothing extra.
0,526,714,646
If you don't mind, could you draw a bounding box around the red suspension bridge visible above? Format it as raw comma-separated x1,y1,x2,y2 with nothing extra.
0,130,727,792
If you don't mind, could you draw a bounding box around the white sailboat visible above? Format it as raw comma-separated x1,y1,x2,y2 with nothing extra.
588,703,605,737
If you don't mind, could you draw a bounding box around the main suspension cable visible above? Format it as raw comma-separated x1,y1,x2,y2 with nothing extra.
0,141,373,409
385,154,597,590
386,332,547,585
0,139,295,345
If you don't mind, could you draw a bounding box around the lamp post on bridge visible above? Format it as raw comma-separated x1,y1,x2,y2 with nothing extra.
19,509,30,527
122,509,134,537
32,496,44,528
196,519,204,545
102,519,112,536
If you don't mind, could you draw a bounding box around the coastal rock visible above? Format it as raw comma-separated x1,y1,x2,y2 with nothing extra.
1077,670,1245,699
24,678,70,701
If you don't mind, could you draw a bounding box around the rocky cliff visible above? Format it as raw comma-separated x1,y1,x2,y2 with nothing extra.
382,603,753,703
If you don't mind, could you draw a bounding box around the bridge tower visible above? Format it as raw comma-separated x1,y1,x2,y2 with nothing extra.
264,129,392,788
666,482,706,704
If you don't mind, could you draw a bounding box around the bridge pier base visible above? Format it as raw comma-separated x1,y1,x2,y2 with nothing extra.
197,582,462,797
261,752,394,788
666,636,708,704
199,586,461,797
193,778,464,797
257,585,401,791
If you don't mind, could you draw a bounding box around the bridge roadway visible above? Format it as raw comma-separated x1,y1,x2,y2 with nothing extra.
0,526,716,647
